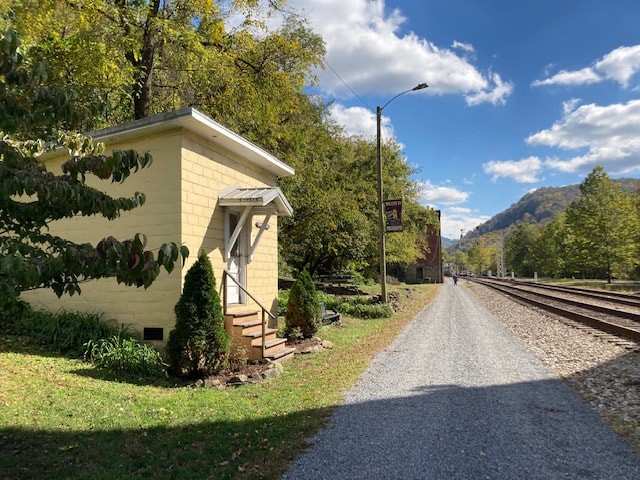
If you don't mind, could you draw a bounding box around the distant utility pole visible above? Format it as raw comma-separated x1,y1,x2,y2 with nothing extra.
496,234,505,277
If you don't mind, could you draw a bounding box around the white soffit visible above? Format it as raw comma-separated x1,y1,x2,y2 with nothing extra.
219,187,293,217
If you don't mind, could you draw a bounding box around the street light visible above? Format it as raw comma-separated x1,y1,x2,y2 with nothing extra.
376,82,428,303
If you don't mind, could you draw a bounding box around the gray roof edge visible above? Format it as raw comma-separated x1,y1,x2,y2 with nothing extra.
84,107,193,139
78,108,295,178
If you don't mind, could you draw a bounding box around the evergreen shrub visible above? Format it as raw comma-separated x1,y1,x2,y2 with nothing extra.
285,269,321,338
166,251,230,377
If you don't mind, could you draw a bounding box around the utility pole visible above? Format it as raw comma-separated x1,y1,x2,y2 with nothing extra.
496,234,505,277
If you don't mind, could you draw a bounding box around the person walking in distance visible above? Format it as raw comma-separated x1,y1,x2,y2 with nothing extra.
453,273,458,286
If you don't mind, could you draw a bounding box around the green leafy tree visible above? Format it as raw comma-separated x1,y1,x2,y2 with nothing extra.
534,213,570,278
0,133,188,301
467,237,495,275
565,166,639,282
285,269,321,339
166,250,229,377
506,222,540,277
0,30,187,306
5,0,324,134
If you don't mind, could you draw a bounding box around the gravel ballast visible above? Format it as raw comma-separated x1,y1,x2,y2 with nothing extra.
283,282,640,479
469,281,640,453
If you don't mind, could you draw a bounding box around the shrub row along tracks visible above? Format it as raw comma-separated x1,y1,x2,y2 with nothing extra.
469,277,640,347
283,282,640,479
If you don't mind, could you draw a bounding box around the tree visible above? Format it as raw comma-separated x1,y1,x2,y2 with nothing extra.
0,30,187,304
534,213,569,278
0,133,188,301
505,222,540,277
5,1,324,135
166,250,229,377
284,269,321,339
467,237,495,275
565,166,639,282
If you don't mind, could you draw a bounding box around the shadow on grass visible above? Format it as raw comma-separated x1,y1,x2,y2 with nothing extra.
0,335,69,359
3,364,640,480
0,336,177,387
1,406,334,480
68,367,179,388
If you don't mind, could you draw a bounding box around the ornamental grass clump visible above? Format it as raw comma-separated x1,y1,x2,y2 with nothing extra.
20,309,125,357
285,269,321,338
166,251,230,378
84,335,167,379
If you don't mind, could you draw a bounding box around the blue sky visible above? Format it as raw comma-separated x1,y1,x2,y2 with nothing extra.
275,0,640,238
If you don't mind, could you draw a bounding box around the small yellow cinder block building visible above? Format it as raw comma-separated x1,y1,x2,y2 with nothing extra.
23,108,295,361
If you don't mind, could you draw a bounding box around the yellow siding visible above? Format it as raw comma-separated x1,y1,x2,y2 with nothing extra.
180,131,280,319
23,131,183,344
23,126,282,344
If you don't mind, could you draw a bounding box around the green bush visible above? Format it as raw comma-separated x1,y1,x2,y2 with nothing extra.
318,294,395,319
0,298,32,334
166,251,230,378
339,302,395,319
84,335,167,379
20,310,125,357
277,289,290,316
285,269,321,338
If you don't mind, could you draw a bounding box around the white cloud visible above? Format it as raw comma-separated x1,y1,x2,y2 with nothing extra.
483,156,543,183
418,180,469,205
532,44,640,88
452,40,474,53
562,98,581,115
289,0,513,106
465,72,514,106
527,99,640,174
416,180,488,238
440,208,490,239
531,67,601,87
447,207,472,215
328,103,401,143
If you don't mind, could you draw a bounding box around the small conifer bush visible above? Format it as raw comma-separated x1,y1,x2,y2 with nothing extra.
166,251,230,377
285,269,321,338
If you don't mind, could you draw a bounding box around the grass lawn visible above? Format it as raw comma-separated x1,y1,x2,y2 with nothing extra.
0,284,438,480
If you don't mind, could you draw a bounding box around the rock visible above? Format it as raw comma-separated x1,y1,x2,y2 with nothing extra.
247,373,264,383
228,374,248,386
204,378,222,389
321,340,334,349
311,336,322,343
194,379,204,388
262,363,284,379
300,345,323,354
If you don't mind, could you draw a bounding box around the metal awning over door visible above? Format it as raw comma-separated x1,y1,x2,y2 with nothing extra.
218,186,293,261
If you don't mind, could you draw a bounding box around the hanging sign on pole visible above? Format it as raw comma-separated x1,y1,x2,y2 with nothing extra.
384,199,403,232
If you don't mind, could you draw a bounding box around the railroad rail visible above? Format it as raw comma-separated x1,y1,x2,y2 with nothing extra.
469,277,640,345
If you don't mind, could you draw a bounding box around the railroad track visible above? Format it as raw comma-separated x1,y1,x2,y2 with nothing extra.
469,277,640,348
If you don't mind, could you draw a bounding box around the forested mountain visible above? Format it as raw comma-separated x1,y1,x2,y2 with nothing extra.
470,178,640,238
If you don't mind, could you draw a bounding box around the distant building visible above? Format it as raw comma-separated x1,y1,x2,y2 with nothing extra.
388,211,443,284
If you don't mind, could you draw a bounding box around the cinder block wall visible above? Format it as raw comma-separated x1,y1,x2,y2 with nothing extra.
23,127,282,344
180,131,279,319
22,130,183,344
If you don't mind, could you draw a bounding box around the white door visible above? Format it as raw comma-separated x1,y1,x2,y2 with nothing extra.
226,211,245,304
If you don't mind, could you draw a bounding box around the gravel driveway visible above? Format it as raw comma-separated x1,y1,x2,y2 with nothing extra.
283,281,640,479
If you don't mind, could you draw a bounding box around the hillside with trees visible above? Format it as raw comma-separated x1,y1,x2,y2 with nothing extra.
468,178,640,239
452,170,640,281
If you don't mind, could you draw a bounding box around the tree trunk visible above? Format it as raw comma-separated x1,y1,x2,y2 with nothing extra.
132,0,161,119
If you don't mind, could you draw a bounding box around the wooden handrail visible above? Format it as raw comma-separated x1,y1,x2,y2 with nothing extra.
222,270,276,358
